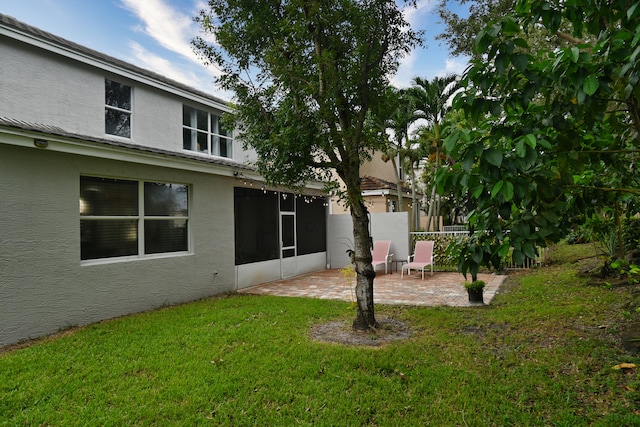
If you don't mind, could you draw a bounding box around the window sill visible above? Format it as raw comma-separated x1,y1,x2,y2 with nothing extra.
81,251,192,266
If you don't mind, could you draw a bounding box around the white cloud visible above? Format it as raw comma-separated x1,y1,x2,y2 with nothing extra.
126,41,233,100
118,0,225,96
440,57,470,77
119,0,206,65
127,41,201,86
402,0,437,27
391,53,419,88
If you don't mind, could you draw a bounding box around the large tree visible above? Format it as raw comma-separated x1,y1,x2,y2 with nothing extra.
437,0,640,279
436,0,515,58
436,0,578,58
193,0,420,330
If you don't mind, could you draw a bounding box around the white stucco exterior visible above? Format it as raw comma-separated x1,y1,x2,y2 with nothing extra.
0,14,326,347
0,142,237,346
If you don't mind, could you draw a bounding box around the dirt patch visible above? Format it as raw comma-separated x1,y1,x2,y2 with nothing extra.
621,322,640,354
310,316,413,347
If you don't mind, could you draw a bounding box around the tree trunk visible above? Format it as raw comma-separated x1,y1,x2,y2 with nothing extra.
339,158,378,330
392,154,404,212
435,193,441,231
349,199,378,330
615,201,624,259
410,161,418,230
350,200,378,330
425,185,437,231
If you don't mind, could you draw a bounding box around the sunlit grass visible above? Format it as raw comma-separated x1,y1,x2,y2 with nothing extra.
1,244,639,426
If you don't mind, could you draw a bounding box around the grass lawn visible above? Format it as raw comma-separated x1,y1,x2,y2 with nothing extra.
1,243,639,426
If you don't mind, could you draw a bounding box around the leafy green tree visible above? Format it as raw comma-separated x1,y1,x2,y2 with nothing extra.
193,0,420,330
408,75,459,231
437,0,640,280
436,0,516,58
436,0,579,58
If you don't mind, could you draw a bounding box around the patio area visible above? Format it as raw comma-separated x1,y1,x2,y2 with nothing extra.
238,269,508,307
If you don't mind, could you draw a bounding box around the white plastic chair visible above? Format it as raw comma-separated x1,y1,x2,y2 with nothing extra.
371,240,393,274
401,240,434,279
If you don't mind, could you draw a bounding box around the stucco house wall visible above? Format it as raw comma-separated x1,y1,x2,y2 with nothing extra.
0,32,236,161
0,14,327,347
0,141,237,347
360,152,398,183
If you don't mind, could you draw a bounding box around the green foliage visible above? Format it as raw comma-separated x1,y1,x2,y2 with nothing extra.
583,214,618,258
622,217,640,251
193,0,421,190
565,226,592,245
463,279,486,291
413,233,465,266
436,0,518,58
445,231,507,281
1,244,639,425
437,0,640,281
610,259,640,285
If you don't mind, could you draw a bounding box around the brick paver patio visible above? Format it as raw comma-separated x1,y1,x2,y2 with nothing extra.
238,269,507,307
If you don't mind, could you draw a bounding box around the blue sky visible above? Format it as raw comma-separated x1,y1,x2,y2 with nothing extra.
0,0,469,100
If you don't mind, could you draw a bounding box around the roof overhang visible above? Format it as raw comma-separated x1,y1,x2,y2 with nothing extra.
0,121,326,193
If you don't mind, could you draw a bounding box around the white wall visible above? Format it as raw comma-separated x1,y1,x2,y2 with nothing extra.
235,252,326,289
0,43,102,136
0,38,255,165
0,142,237,347
328,212,410,270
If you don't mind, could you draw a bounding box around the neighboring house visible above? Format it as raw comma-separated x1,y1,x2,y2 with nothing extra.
360,175,414,215
0,14,327,347
330,151,419,228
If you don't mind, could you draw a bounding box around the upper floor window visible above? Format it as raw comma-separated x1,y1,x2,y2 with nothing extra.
182,105,232,158
105,80,132,138
80,176,189,261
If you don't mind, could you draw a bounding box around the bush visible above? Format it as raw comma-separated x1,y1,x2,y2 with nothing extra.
413,234,467,267
622,217,640,251
565,226,592,244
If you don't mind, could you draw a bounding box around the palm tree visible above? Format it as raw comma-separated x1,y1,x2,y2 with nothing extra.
408,74,459,231
372,86,416,214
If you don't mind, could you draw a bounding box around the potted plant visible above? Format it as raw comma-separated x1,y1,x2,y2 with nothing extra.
464,280,485,304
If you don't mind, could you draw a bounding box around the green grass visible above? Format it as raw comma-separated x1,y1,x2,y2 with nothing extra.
2,243,639,426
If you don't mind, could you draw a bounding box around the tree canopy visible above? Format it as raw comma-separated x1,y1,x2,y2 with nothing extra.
436,0,515,58
193,0,421,330
438,0,640,279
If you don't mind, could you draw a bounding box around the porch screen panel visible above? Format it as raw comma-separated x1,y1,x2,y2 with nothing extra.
296,197,326,255
234,187,279,265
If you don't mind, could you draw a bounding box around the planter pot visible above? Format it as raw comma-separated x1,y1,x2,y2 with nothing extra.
467,288,484,304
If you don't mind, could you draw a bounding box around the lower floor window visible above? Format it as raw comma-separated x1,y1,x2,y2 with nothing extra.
80,176,189,261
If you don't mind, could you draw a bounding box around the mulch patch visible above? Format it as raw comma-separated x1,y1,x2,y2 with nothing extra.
310,315,413,347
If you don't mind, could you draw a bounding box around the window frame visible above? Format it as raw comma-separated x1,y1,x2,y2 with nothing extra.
105,79,133,139
80,176,190,264
182,105,233,158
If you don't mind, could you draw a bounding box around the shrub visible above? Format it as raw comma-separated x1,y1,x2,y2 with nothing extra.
622,217,640,251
